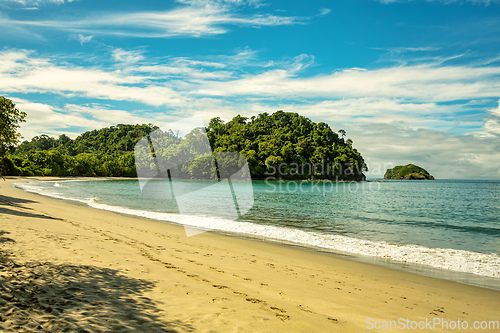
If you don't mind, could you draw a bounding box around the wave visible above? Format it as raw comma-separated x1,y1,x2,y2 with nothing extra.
88,202,500,279
15,182,89,204
15,181,500,280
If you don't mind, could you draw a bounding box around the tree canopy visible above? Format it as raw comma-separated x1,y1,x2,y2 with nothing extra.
1,97,26,155
206,111,366,180
0,96,27,176
3,111,367,181
6,124,156,177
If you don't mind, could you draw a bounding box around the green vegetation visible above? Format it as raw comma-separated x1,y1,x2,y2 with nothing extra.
4,124,155,177
2,110,367,180
384,164,435,180
0,97,27,177
206,111,366,180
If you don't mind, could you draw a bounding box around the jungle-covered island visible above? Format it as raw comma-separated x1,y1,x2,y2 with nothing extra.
384,164,435,180
1,111,367,181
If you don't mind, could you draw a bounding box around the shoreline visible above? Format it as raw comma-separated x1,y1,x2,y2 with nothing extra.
13,177,500,290
1,176,499,332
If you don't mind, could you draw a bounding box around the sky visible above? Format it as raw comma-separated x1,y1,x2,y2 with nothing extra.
0,0,499,179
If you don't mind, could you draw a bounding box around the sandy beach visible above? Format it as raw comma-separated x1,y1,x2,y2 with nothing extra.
0,177,498,332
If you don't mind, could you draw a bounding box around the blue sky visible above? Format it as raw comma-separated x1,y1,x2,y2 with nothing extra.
1,0,499,178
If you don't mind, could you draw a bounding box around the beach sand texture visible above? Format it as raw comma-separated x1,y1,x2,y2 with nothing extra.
0,177,498,332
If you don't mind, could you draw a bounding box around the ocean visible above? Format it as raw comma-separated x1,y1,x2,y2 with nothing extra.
16,178,500,290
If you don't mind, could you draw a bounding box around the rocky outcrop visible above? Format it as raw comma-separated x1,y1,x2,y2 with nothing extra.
384,164,435,180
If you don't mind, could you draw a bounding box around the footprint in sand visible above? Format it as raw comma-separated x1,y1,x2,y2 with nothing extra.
213,284,229,290
275,313,290,321
233,291,247,297
246,298,265,304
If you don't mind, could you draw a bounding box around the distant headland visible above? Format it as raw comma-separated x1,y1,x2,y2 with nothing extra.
384,164,435,180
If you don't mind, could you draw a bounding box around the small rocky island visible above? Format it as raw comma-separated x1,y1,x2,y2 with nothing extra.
384,164,435,180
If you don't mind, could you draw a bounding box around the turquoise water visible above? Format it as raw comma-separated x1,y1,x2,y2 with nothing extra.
17,179,500,286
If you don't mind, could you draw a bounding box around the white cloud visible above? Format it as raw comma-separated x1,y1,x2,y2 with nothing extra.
0,0,76,9
484,118,500,135
112,48,145,64
92,8,303,37
175,0,263,7
318,8,331,16
193,63,500,102
10,98,107,140
63,103,175,126
488,100,500,117
75,34,92,44
0,5,304,38
0,49,189,107
473,101,500,137
277,98,465,129
477,100,500,137
133,64,233,80
3,48,499,110
9,98,186,140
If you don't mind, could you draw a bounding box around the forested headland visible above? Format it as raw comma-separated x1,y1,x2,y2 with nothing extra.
1,111,367,181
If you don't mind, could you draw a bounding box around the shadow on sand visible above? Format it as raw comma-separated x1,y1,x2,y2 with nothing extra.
0,194,63,221
0,231,15,243
0,239,193,332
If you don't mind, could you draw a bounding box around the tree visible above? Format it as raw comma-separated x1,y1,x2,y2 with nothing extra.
0,97,27,177
0,97,26,154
